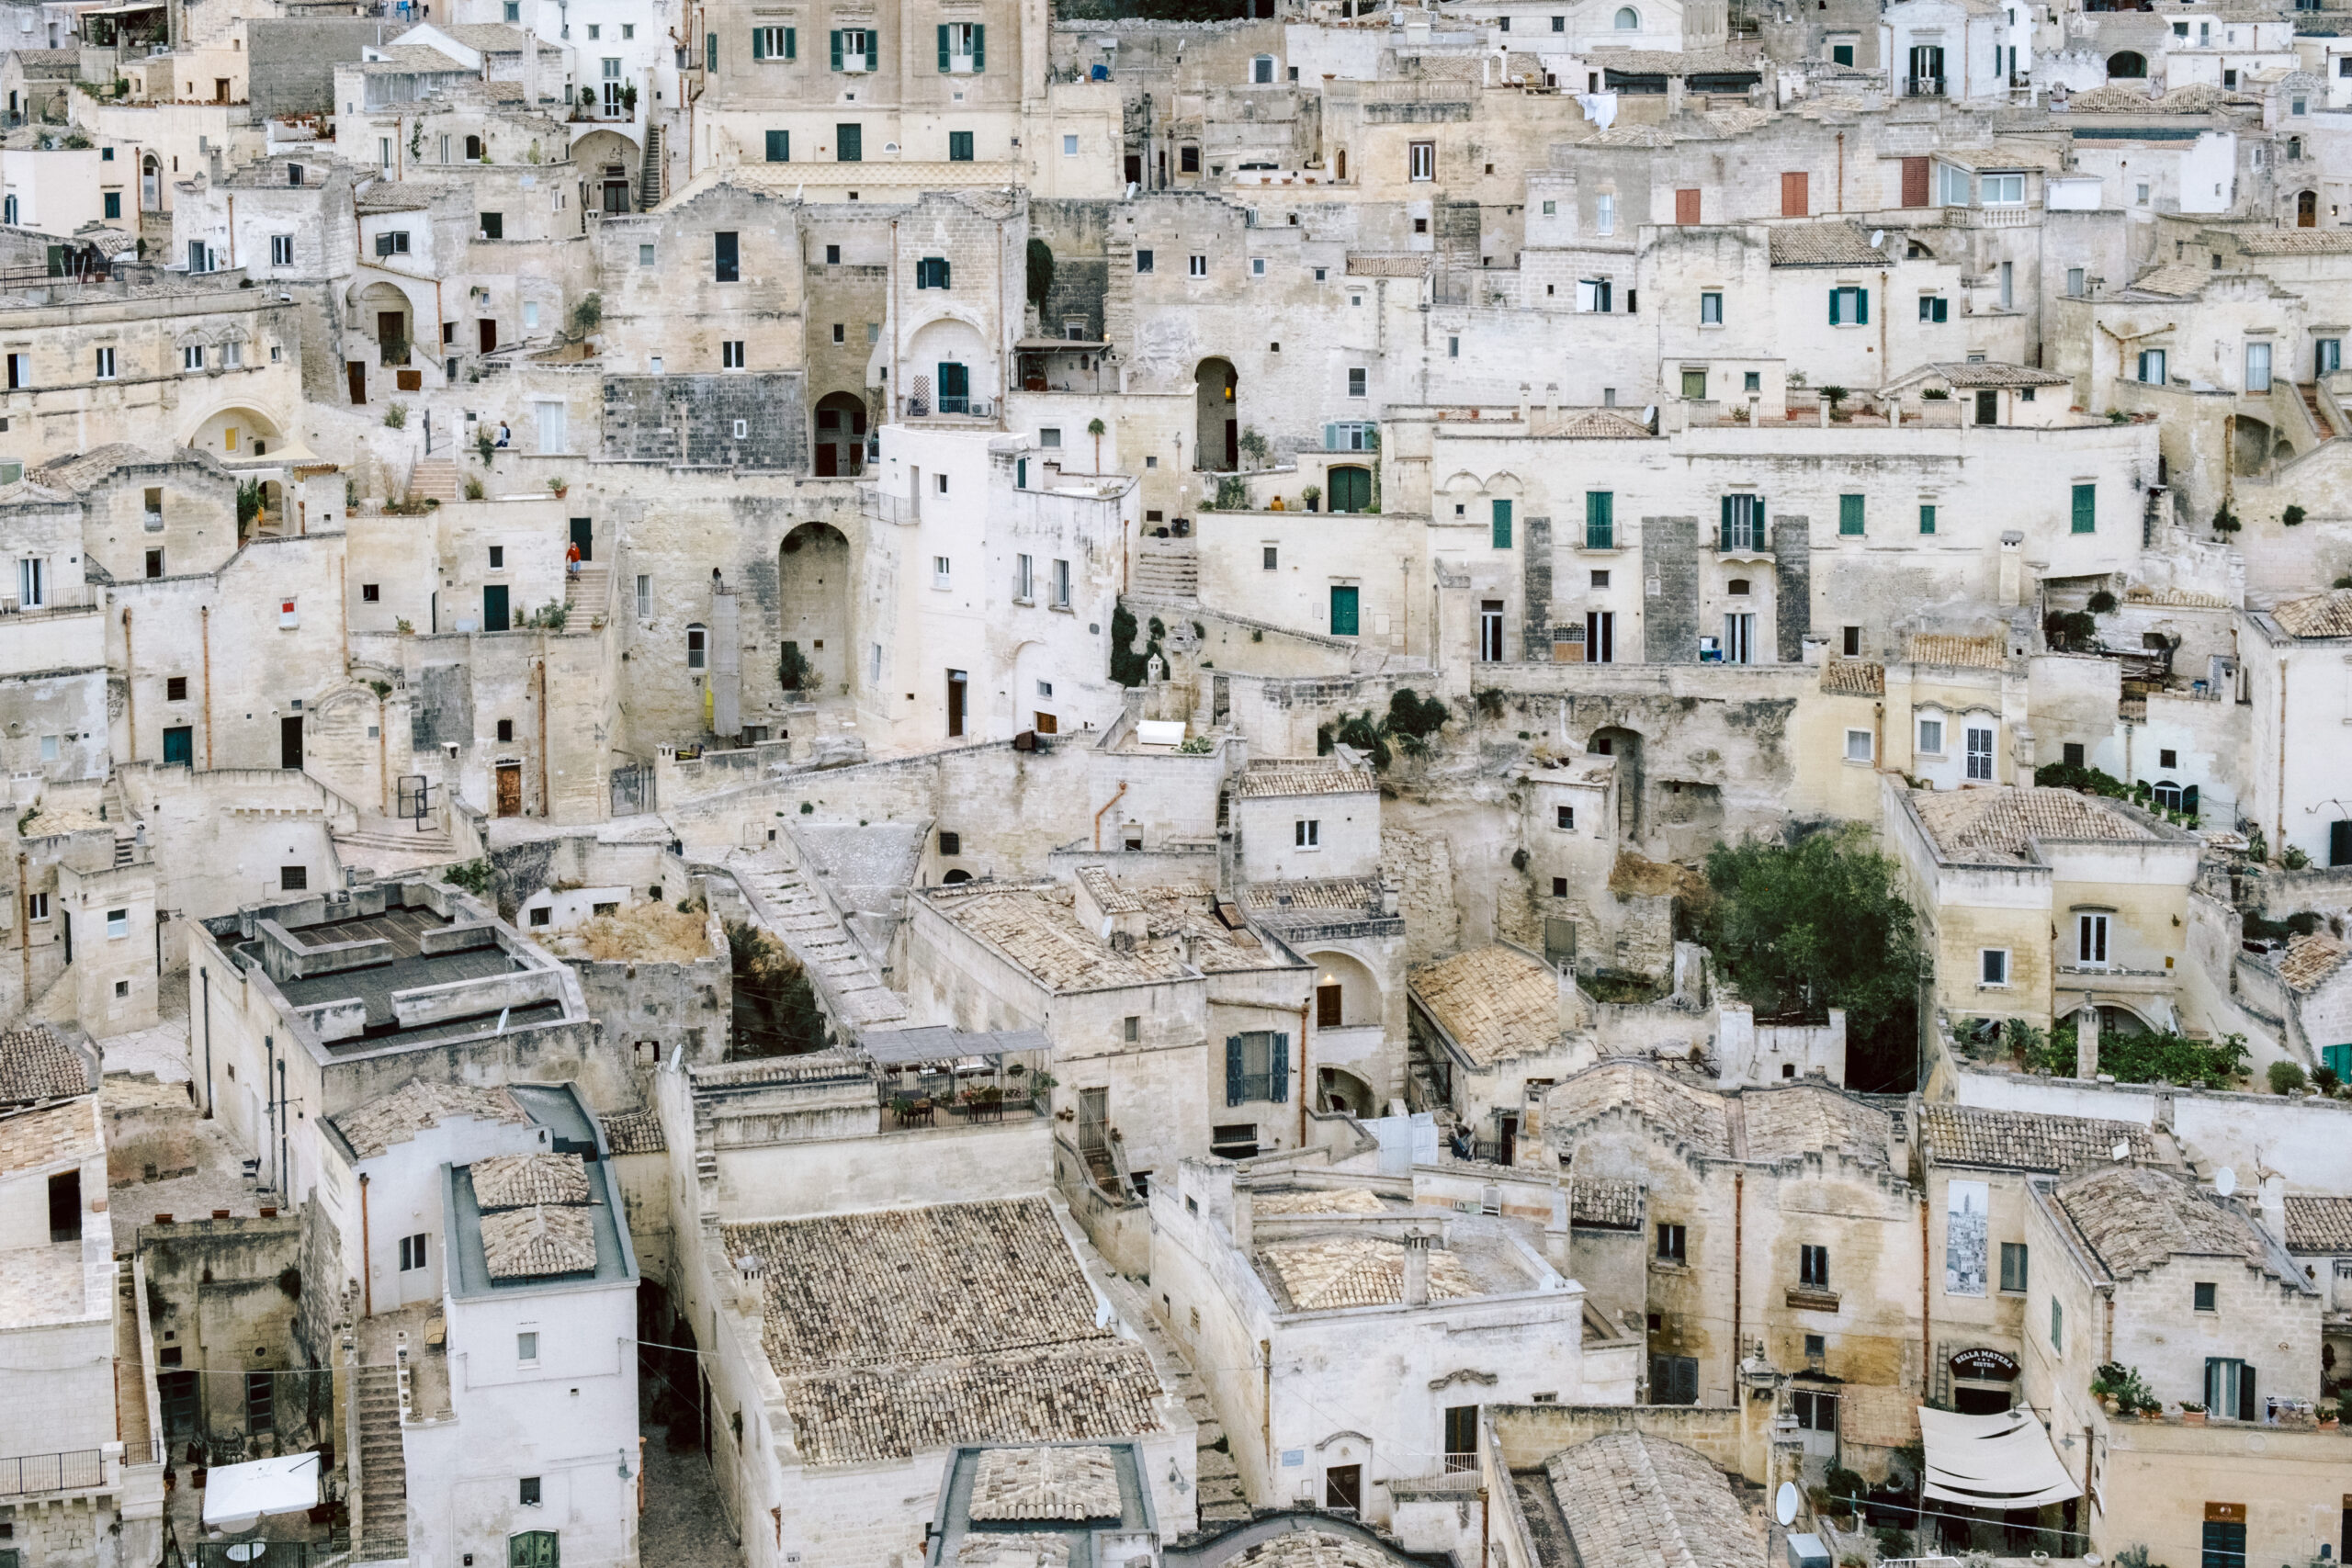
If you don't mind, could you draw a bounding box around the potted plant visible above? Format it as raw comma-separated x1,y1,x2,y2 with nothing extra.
2178,1401,2206,1424
1301,483,1321,513
548,477,570,499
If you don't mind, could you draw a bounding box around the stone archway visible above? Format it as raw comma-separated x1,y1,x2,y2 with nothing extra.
1304,949,1382,1029
2106,50,2147,78
571,129,640,214
777,522,850,698
1589,725,1645,840
811,390,868,477
1315,1064,1379,1117
1195,356,1238,470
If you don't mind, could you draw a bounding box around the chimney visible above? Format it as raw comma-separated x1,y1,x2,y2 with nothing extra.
1232,1181,1253,1251
1401,1230,1432,1306
1557,961,1589,1033
1998,531,2024,609
1517,383,1532,424
2256,1174,2286,1245
2075,1002,2099,1080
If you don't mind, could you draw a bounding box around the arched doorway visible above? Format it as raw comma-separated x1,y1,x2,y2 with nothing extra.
2106,51,2146,78
907,317,990,415
777,523,849,698
2233,416,2277,475
353,279,413,366
1304,950,1382,1030
1589,726,1644,839
1195,357,1238,469
1327,465,1373,513
811,391,867,476
141,154,160,210
1315,1065,1379,1117
184,404,284,457
2298,189,2318,228
572,130,639,213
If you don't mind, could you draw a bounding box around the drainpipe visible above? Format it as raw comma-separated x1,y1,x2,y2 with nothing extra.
1260,1337,1272,1488
121,607,136,762
537,655,550,818
263,1032,277,1190
358,1172,373,1317
1920,1191,1932,1396
200,606,213,767
277,1055,288,1201
1296,997,1310,1148
1091,779,1128,850
1731,1169,1744,1374
1835,132,1845,212
199,964,212,1116
17,852,28,1011
225,194,234,270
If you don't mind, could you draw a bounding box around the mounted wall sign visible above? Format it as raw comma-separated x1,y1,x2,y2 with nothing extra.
1950,1348,2021,1382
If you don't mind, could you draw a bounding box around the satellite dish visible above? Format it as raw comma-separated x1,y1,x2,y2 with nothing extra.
2111,1140,2132,1163
2215,1166,2238,1197
1775,1482,1800,1527
1870,229,1885,247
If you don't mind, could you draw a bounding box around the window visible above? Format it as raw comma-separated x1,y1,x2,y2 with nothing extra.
685,625,707,669
1999,1242,2028,1292
1792,1389,1838,1431
1347,367,1367,398
1136,250,1154,274
2194,1280,2217,1312
2245,341,2271,392
714,231,739,282
166,675,189,700
106,908,128,939
1918,718,1945,755
2049,1296,2063,1352
1841,626,1860,657
933,556,952,588
1720,492,1767,551
1698,290,1722,326
1838,494,1865,536
1844,729,1872,763
1918,503,1937,536
25,894,45,920
938,21,984,70
1830,286,1869,325
765,130,790,163
1225,1031,1290,1103
1919,294,1949,322
280,864,307,891
1982,172,2025,205
1294,818,1319,848
752,25,794,58
948,130,973,161
1188,254,1207,278
1063,134,1079,156
1013,554,1034,602
399,1233,428,1270
479,211,503,240
1556,806,1575,830
1408,141,1435,181
1965,725,1995,782
94,346,116,379
1491,499,1513,548
1615,5,1639,24
2203,1359,2255,1421
1981,948,2009,987
1180,145,1201,174
510,1530,559,1568
916,256,950,288
373,230,410,258
1052,558,1070,608
1251,53,1273,82
245,1371,274,1434
519,1477,541,1506
1586,491,1614,549
1656,1223,1687,1262
831,27,873,69
516,1332,539,1365
1799,1245,1829,1289
721,340,746,369
1595,193,1614,234
182,344,205,372
1576,277,1612,313
1262,546,1278,570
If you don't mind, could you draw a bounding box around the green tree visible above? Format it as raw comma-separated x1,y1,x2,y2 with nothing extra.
1696,826,1924,1089
1026,238,1055,311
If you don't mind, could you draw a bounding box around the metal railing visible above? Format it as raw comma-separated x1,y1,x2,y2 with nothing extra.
0,1448,107,1497
1904,75,1944,96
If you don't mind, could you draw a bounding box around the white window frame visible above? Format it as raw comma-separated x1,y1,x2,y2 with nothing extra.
933,555,952,589
635,574,651,618
1964,724,1996,781
2245,340,2272,392
1294,818,1320,848
1980,948,2010,987
1188,254,1207,277
1981,172,2026,206
2075,911,2110,969
1015,553,1034,602
1052,558,1071,608
1843,728,1873,763
2138,348,2166,385
1408,141,1435,181
107,908,128,938
1917,717,1944,756
94,346,116,379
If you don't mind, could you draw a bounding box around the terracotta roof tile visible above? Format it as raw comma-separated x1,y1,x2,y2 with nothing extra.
1410,945,1562,1066
1905,632,2007,669
0,1025,89,1105
2283,1195,2352,1252
0,1098,98,1177
1770,221,1883,267
1912,786,2160,863
1570,1177,1643,1229
967,1445,1122,1521
470,1152,590,1211
2055,1166,2264,1279
1544,1062,1730,1158
1919,1104,2156,1173
480,1203,598,1279
1820,659,1885,696
2273,590,2352,638
1254,1188,1388,1218
332,1081,526,1159
1235,758,1378,800
1256,1235,1477,1310
1544,1432,1765,1568
2275,933,2349,993
598,1106,666,1154
1742,1084,1891,1168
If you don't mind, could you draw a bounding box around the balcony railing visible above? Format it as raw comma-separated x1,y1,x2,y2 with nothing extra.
0,1449,107,1498
1905,75,1944,96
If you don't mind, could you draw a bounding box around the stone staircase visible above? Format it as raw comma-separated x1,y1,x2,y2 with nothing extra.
638,126,663,208
722,845,910,1032
564,562,611,619
337,812,454,857
1188,1382,1250,1526
1131,538,1200,605
352,1365,409,1562
409,459,460,503
2299,381,2336,442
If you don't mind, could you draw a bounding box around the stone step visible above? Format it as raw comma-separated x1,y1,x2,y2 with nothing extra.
410,460,460,502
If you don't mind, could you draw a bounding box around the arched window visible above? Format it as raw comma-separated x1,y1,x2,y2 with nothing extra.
464,133,483,160
685,624,707,669
1252,54,1274,84
942,868,974,885
1615,6,1641,27
2288,137,2303,162
1726,578,1750,595
2105,51,2146,78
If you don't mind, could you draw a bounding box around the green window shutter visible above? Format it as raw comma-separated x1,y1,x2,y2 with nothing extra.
1225,1036,1245,1105
785,26,796,57
867,29,879,62
1839,494,1864,536
1492,498,1513,548
752,28,763,59
1269,1032,1290,1102
1919,503,1935,535
1829,288,1840,325
2072,482,2096,534
972,24,984,68
1588,491,1611,548
937,24,950,70
1720,493,1734,550
830,28,842,69
1856,288,1869,325
706,31,718,71
764,130,788,163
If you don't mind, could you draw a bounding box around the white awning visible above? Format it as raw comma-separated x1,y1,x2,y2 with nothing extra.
1917,1407,2082,1511
202,1451,322,1531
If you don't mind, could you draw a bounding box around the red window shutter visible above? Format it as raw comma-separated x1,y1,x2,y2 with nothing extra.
1781,171,1808,217
1675,187,1701,224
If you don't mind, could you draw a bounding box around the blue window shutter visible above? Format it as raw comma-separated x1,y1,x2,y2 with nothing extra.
1226,1036,1245,1105
752,28,764,59
1269,1032,1289,1101
937,24,949,70
1856,288,1869,325
830,28,842,69
1323,422,1339,450
972,23,984,68
764,130,788,162
786,26,796,57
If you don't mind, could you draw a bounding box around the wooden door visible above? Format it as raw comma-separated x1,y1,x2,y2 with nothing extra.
568,517,593,562
1902,156,1929,208
1033,711,1057,735
279,716,304,769
1317,982,1342,1028
346,361,366,405
945,670,967,738
1780,171,1808,217
377,311,405,353
479,319,498,353
1674,187,1701,224
496,762,523,818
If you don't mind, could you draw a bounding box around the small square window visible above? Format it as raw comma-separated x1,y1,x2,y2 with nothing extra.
107,908,128,938
1844,729,1872,763
489,546,505,569
1552,876,1567,897
519,1477,541,1506
2159,749,2177,769
517,1332,539,1363
167,676,188,701
361,583,380,603
1555,806,1575,830
1590,570,1610,588
1804,1333,1825,1359
529,906,551,927
1981,949,2008,987
280,865,307,891
115,980,130,998
497,718,515,743
940,830,961,856
639,243,656,266
1136,250,1154,274
1263,546,1278,570
2193,1280,2216,1311
1124,1015,1140,1043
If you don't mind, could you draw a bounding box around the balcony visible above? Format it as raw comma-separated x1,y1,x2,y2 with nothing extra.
899,394,996,422
0,1448,109,1499
1905,75,1944,96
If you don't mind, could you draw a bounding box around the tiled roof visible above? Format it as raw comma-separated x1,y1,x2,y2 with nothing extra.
2233,229,2352,255
0,1098,98,1177
1588,123,1676,148
1235,757,1378,800
332,1080,526,1159
926,885,1188,991
1905,632,2007,669
1256,1235,1476,1310
1914,362,2072,389
720,1199,1163,1465
1544,1432,1765,1568
2120,261,2211,299
0,1025,88,1104
470,1152,590,1210
2121,583,2233,610
1410,945,1561,1067
967,1446,1122,1521
1912,786,2159,864
1820,659,1884,696
1243,875,1387,915
1225,1534,1408,1568
1570,1176,1643,1230
598,1105,666,1154
1919,1104,2156,1173
1742,1085,1891,1168
2283,1195,2352,1253
1545,408,1657,439
1073,864,1143,914
2275,933,2350,993
2273,590,2352,638
2067,82,2247,112
1770,221,1883,267
1546,1062,1730,1157
1254,1188,1388,1217
1345,254,1430,277
2055,1166,2265,1279
31,444,173,495
480,1203,598,1279
1593,48,1758,73
955,1536,1067,1568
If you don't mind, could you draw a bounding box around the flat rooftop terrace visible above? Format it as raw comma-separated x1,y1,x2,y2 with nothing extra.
229,904,566,1050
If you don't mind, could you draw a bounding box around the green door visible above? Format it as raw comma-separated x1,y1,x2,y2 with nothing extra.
937,361,969,413
483,584,510,632
161,726,192,766
510,1532,560,1568
1329,586,1360,637
1328,466,1371,513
